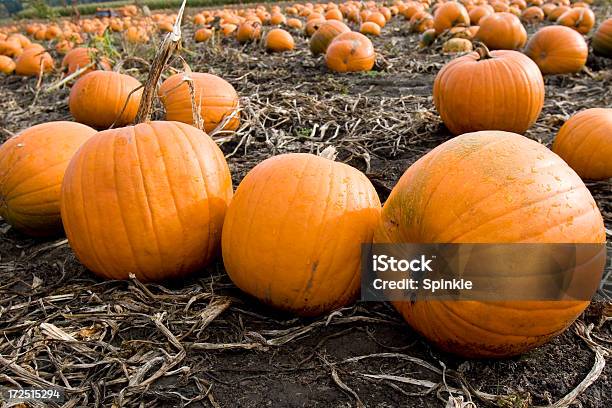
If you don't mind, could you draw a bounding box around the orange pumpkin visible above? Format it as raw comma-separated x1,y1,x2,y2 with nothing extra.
475,12,527,50
468,4,494,25
325,31,376,72
521,6,545,23
159,72,240,134
325,8,344,21
194,28,213,42
367,11,387,28
360,21,382,36
556,7,595,34
375,131,605,358
69,71,143,129
0,122,96,236
286,18,304,29
61,121,233,281
222,153,381,316
433,2,470,34
0,55,15,74
442,37,473,53
552,108,612,180
15,46,54,77
524,26,588,74
548,5,569,21
61,47,111,76
310,20,351,55
236,20,262,43
592,18,612,58
0,40,22,58
265,28,295,52
434,44,544,135
410,11,435,33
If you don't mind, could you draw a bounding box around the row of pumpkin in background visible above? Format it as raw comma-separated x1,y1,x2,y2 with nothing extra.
1,0,612,76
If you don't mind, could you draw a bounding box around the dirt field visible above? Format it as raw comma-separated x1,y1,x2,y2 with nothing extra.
1,7,611,408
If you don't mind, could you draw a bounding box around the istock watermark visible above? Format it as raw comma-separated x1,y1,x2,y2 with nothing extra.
361,243,608,302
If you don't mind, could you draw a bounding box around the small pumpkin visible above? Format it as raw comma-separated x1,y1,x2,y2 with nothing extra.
222,152,381,316
325,31,376,73
552,108,612,180
419,28,437,48
360,21,382,36
548,5,569,22
475,12,527,50
309,20,351,55
194,27,213,42
367,11,387,28
521,6,545,23
524,25,588,74
433,2,470,35
410,11,435,33
61,47,111,76
433,44,544,135
556,7,595,34
286,18,303,30
442,38,473,53
0,40,22,58
265,28,295,52
15,46,54,77
468,4,494,25
592,18,612,58
0,121,96,236
158,72,240,134
236,19,262,43
0,55,15,74
69,71,143,129
375,131,606,358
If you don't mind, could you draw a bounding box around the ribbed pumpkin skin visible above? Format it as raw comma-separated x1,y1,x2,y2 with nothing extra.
552,108,612,180
524,26,588,74
222,153,381,316
475,12,527,50
309,20,350,55
433,50,544,135
0,121,96,236
60,121,233,281
592,18,612,58
374,131,606,358
159,73,240,134
69,71,143,129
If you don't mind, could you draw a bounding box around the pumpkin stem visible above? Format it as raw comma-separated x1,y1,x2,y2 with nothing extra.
473,41,493,60
134,0,187,124
319,146,338,161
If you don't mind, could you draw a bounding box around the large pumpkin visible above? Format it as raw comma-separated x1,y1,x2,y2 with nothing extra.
15,46,54,76
433,44,544,135
475,12,527,50
61,121,233,281
524,26,588,74
222,152,381,316
309,20,350,55
158,72,240,134
592,18,612,58
552,108,612,180
325,31,376,73
375,131,606,358
69,71,143,129
0,122,96,236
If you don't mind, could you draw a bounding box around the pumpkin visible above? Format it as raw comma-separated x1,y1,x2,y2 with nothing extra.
524,26,588,74
222,152,381,316
556,7,595,34
194,27,213,42
0,55,15,74
433,2,470,35
367,11,387,28
419,28,437,47
265,28,295,52
552,108,612,180
305,19,325,37
0,122,96,236
401,2,425,19
433,44,544,135
325,8,344,21
325,31,376,73
360,21,382,36
0,40,22,58
475,12,527,50
69,71,143,129
61,47,111,76
468,4,494,25
270,12,287,25
221,23,238,37
375,131,606,358
592,18,612,58
521,6,545,23
310,20,351,55
159,72,240,134
442,38,473,53
548,5,569,21
410,11,435,33
236,19,262,43
15,47,54,77
286,18,303,29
